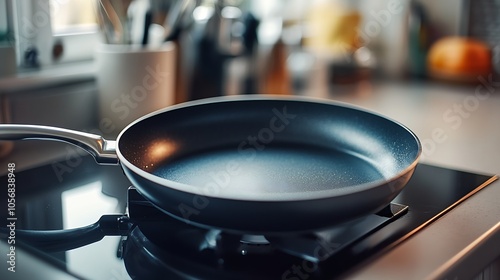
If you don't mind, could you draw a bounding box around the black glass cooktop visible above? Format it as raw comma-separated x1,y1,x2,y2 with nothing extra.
0,154,496,279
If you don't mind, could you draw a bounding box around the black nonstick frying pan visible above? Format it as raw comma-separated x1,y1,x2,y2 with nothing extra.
0,95,421,237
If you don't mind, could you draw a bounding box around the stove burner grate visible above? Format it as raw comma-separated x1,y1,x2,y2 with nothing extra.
122,187,408,279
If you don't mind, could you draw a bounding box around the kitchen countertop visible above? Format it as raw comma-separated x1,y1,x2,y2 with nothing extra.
0,62,95,94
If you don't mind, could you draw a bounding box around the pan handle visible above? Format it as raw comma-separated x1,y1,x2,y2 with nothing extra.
0,124,118,164
0,215,131,251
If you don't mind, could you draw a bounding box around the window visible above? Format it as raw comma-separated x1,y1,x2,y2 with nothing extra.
10,0,100,68
50,0,98,34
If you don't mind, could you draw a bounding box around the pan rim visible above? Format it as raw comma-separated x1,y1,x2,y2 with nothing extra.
115,95,422,201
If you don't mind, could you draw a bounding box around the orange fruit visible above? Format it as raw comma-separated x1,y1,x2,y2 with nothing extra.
427,36,492,82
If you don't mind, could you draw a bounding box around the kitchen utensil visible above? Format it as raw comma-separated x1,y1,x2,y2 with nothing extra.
97,0,133,44
0,96,420,238
142,10,152,46
163,0,195,42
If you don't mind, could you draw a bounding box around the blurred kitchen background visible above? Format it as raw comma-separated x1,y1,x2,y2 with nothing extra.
0,0,499,178
2,1,500,279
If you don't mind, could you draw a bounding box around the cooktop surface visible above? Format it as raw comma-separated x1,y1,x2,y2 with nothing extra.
0,154,496,279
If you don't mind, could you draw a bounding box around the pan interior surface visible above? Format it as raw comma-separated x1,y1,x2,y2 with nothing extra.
151,144,385,198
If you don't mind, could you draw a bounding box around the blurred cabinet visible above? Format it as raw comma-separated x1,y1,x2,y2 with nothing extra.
1,80,98,130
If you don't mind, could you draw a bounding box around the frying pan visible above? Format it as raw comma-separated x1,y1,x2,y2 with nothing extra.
0,95,421,236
